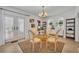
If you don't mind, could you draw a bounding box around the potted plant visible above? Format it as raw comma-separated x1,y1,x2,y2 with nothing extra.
59,20,63,26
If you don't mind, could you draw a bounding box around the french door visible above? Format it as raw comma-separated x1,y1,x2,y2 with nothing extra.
4,15,14,42
4,15,25,42
18,17,25,39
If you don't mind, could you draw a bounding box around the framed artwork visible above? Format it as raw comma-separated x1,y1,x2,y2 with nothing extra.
29,19,34,23
31,24,35,28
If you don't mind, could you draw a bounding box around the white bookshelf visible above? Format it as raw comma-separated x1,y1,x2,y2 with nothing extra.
66,18,75,39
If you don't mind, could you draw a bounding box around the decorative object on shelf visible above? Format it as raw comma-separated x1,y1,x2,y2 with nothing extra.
68,28,72,30
37,20,41,23
37,20,41,26
39,6,48,18
41,27,44,30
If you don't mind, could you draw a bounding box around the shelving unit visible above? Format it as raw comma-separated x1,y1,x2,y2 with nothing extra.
42,21,47,34
37,20,41,34
37,20,47,35
66,18,75,39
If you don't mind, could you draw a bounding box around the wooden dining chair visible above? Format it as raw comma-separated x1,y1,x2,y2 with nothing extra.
47,29,61,52
28,30,41,52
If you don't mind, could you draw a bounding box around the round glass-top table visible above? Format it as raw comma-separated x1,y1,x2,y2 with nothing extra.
31,34,57,52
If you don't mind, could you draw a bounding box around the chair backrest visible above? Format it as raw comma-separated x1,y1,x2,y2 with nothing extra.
48,28,63,40
28,30,35,40
28,30,35,35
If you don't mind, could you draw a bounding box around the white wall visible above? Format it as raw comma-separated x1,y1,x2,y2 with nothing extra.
25,16,31,39
0,9,5,45
75,7,79,41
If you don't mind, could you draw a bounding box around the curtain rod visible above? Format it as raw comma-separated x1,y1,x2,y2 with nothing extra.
0,8,30,16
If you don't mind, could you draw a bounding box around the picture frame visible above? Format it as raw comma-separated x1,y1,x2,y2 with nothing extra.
29,19,34,23
31,24,35,28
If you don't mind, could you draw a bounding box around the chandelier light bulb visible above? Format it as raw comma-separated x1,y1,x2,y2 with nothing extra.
39,6,48,17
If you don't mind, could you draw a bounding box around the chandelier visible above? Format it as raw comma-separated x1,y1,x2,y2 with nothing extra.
39,6,48,17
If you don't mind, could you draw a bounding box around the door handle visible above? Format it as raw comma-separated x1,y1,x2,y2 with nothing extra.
14,26,15,30
16,27,18,30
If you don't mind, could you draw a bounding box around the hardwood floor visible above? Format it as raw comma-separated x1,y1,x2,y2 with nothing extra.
0,37,79,53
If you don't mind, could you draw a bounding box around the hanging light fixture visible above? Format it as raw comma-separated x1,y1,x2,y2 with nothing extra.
39,6,48,17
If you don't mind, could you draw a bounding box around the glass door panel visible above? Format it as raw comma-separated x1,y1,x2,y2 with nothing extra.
18,18,25,39
4,16,14,42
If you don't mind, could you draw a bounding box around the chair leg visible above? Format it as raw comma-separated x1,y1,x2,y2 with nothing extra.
54,42,56,52
54,37,57,52
46,41,48,48
32,42,34,52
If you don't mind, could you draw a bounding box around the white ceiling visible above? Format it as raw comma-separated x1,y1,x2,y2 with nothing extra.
11,6,75,16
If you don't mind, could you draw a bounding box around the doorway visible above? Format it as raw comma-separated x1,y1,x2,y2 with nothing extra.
4,15,25,43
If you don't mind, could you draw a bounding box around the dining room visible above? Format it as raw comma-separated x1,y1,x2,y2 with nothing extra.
0,6,79,53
